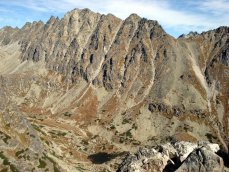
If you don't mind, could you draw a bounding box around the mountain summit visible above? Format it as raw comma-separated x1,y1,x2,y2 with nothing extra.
0,8,228,171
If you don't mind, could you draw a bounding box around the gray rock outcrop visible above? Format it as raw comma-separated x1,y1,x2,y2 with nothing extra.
118,141,224,172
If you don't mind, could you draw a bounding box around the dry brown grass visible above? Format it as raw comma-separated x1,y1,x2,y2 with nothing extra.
174,132,197,143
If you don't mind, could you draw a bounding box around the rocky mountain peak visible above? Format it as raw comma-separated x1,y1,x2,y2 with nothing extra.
63,7,101,22
47,15,59,24
127,13,141,20
178,31,199,38
215,26,229,34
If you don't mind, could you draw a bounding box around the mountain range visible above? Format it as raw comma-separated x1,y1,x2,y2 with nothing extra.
0,8,228,171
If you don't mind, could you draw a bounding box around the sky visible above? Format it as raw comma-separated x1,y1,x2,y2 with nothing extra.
0,0,229,37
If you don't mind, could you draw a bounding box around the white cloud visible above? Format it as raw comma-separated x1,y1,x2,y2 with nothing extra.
0,8,9,12
101,0,213,29
199,0,229,14
196,0,229,27
1,0,229,36
11,1,212,25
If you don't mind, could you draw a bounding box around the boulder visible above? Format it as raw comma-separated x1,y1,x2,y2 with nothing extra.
118,142,225,172
174,141,197,162
118,147,170,172
176,146,224,172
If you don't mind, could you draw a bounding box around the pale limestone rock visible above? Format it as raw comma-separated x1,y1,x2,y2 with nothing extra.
174,141,198,162
176,146,224,172
118,142,225,172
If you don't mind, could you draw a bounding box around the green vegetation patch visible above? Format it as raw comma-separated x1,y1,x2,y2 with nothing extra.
48,130,67,138
44,155,61,172
122,118,131,124
38,159,47,168
31,124,46,135
0,131,11,144
75,166,86,172
15,148,29,160
0,151,19,172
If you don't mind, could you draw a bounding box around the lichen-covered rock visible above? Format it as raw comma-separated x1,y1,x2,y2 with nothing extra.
176,146,224,172
174,141,198,162
118,142,226,172
118,147,170,172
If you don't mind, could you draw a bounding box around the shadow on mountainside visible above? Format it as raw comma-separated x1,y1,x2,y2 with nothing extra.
88,152,127,164
217,148,229,168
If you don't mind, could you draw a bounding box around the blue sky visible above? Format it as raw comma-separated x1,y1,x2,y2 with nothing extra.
0,0,229,37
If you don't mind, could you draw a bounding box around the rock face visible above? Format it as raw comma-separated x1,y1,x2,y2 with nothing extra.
118,141,223,172
0,8,228,171
176,146,224,172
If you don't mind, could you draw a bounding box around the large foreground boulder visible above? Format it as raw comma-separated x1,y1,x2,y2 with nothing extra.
117,147,170,172
176,146,224,172
118,141,224,172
